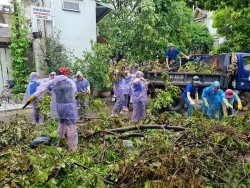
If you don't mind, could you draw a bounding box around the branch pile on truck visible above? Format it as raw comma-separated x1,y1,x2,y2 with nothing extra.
143,52,250,111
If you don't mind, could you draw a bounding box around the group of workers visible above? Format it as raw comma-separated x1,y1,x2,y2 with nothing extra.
22,45,243,150
111,70,148,124
23,68,90,150
182,76,242,119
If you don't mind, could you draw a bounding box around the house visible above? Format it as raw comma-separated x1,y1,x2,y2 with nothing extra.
193,7,225,47
0,0,12,94
21,0,113,74
0,0,113,92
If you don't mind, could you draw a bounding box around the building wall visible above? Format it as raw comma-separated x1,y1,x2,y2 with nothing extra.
204,11,225,46
48,0,96,58
23,0,97,75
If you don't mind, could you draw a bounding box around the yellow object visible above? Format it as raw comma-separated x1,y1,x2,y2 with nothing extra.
238,103,242,110
203,98,209,108
22,95,36,109
223,111,228,118
86,89,91,95
27,95,35,104
190,100,195,106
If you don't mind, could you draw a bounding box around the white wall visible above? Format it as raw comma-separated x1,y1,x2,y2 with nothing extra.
23,0,97,66
48,0,96,58
205,11,225,46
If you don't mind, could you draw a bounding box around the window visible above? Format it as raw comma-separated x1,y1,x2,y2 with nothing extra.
243,56,250,71
62,1,80,12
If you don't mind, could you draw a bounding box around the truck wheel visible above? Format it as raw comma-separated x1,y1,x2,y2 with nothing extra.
167,97,185,111
239,92,250,110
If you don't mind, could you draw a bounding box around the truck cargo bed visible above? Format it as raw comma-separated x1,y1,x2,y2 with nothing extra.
144,71,231,88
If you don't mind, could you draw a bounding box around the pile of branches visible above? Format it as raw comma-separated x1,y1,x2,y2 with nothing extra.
0,99,250,187
178,61,219,74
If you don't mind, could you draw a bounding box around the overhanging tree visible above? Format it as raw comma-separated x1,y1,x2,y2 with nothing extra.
99,0,193,62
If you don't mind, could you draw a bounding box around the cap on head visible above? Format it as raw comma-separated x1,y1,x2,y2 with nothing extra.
225,89,234,99
168,43,174,48
192,76,200,84
58,67,69,75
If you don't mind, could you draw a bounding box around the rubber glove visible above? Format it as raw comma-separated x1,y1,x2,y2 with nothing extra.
223,110,228,118
190,100,195,106
223,98,233,109
86,89,91,95
203,98,209,108
238,103,242,110
22,95,36,109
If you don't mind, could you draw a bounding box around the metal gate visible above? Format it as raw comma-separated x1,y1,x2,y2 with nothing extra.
0,47,12,94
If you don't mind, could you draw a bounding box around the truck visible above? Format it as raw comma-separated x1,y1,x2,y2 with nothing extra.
143,52,250,111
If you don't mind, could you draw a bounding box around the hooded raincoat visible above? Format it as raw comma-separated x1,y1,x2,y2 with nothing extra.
201,81,225,119
75,71,90,118
32,75,78,149
23,72,43,125
131,78,147,123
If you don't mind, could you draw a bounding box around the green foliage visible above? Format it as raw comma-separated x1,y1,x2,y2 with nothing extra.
9,0,31,94
178,61,218,73
40,31,73,75
148,73,181,114
37,93,52,120
189,23,214,54
191,0,249,11
212,5,250,52
0,110,250,187
73,42,112,91
99,0,193,61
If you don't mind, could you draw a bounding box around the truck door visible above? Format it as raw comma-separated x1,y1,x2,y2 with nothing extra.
236,54,250,89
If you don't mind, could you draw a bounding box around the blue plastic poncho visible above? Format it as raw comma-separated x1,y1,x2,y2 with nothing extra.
23,72,43,124
75,71,90,92
201,81,225,119
33,75,77,121
112,78,126,114
131,78,146,123
74,71,90,118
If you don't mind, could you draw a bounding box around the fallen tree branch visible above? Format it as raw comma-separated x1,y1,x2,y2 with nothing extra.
106,124,187,133
81,124,186,139
117,133,144,139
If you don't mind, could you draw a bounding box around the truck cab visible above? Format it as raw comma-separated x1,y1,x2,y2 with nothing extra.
234,53,250,108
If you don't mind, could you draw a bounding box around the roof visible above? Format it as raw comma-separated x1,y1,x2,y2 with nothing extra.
96,1,114,23
193,8,207,22
0,26,10,43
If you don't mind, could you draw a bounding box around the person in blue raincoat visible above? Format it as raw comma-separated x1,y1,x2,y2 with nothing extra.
23,72,43,125
75,71,91,119
202,81,233,119
181,76,200,117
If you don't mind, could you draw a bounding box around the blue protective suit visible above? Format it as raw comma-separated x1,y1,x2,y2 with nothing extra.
201,81,225,119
